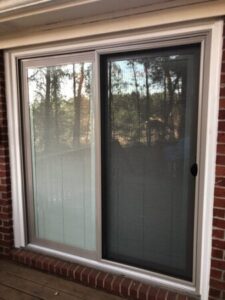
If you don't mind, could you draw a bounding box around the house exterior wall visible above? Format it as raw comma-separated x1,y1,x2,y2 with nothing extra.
0,24,225,300
209,24,225,300
0,50,13,256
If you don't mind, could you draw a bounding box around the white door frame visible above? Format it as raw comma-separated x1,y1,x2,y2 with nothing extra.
4,19,223,299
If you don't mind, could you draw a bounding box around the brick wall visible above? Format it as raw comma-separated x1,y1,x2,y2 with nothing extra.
11,248,196,300
209,24,225,300
0,50,13,256
0,29,225,298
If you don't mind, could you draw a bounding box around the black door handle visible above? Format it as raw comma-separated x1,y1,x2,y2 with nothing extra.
190,163,198,177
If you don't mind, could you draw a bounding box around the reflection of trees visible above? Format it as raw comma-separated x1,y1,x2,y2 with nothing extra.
29,63,92,154
73,63,85,146
108,55,187,147
128,60,141,142
29,55,188,152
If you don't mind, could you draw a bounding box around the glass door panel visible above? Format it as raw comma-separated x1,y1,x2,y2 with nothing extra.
22,54,96,254
101,44,200,280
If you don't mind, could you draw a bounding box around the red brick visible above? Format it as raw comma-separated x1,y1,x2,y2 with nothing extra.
213,229,225,239
60,262,70,276
212,238,225,249
220,98,225,109
96,271,107,289
0,239,13,247
129,281,141,298
216,156,225,165
2,206,12,213
157,289,169,300
18,251,27,264
76,266,86,282
11,248,21,260
104,274,115,292
35,255,45,269
0,200,11,206
26,252,38,267
138,284,149,300
88,269,101,287
77,266,86,282
120,277,132,297
211,259,225,270
222,49,225,62
213,208,225,218
94,271,102,288
215,187,225,197
209,288,221,298
71,264,81,280
167,291,177,300
210,279,225,290
1,193,11,201
219,109,225,119
218,121,225,132
0,227,13,234
80,267,91,284
147,286,159,300
214,198,225,208
177,295,187,300
222,62,225,73
212,249,224,260
215,176,225,187
0,178,10,186
68,264,78,279
223,273,225,281
111,276,124,295
216,166,225,176
221,74,225,84
213,218,225,229
211,268,223,279
3,234,13,241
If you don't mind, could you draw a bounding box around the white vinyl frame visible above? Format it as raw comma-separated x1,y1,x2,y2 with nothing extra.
4,19,223,300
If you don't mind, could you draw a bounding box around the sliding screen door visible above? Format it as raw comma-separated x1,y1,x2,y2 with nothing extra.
101,45,200,280
22,53,96,255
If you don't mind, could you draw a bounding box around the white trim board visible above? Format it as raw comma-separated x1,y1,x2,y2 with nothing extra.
0,1,225,49
4,19,224,300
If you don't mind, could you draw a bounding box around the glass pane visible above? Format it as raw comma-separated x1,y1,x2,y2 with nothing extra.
27,61,95,251
101,45,200,280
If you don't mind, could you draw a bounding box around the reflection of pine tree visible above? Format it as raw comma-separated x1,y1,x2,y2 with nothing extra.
109,54,186,147
52,66,66,145
128,60,141,142
143,60,151,145
73,63,88,146
28,63,92,154
44,68,51,152
151,56,184,142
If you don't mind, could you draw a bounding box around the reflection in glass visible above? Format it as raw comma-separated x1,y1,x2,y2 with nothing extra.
27,62,95,251
101,45,200,280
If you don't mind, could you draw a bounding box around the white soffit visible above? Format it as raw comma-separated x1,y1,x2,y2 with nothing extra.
0,0,224,49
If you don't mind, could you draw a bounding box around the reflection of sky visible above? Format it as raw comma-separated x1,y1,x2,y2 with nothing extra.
110,60,163,95
28,63,92,104
28,55,186,103
109,55,186,96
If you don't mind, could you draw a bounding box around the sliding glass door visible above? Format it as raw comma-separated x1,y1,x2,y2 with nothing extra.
20,44,201,281
101,45,200,280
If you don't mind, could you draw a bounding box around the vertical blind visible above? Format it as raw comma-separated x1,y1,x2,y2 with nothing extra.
26,61,96,252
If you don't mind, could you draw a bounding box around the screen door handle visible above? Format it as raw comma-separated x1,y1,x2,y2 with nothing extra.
190,163,198,177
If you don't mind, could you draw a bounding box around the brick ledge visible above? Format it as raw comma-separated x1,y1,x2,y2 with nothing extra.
10,248,198,300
